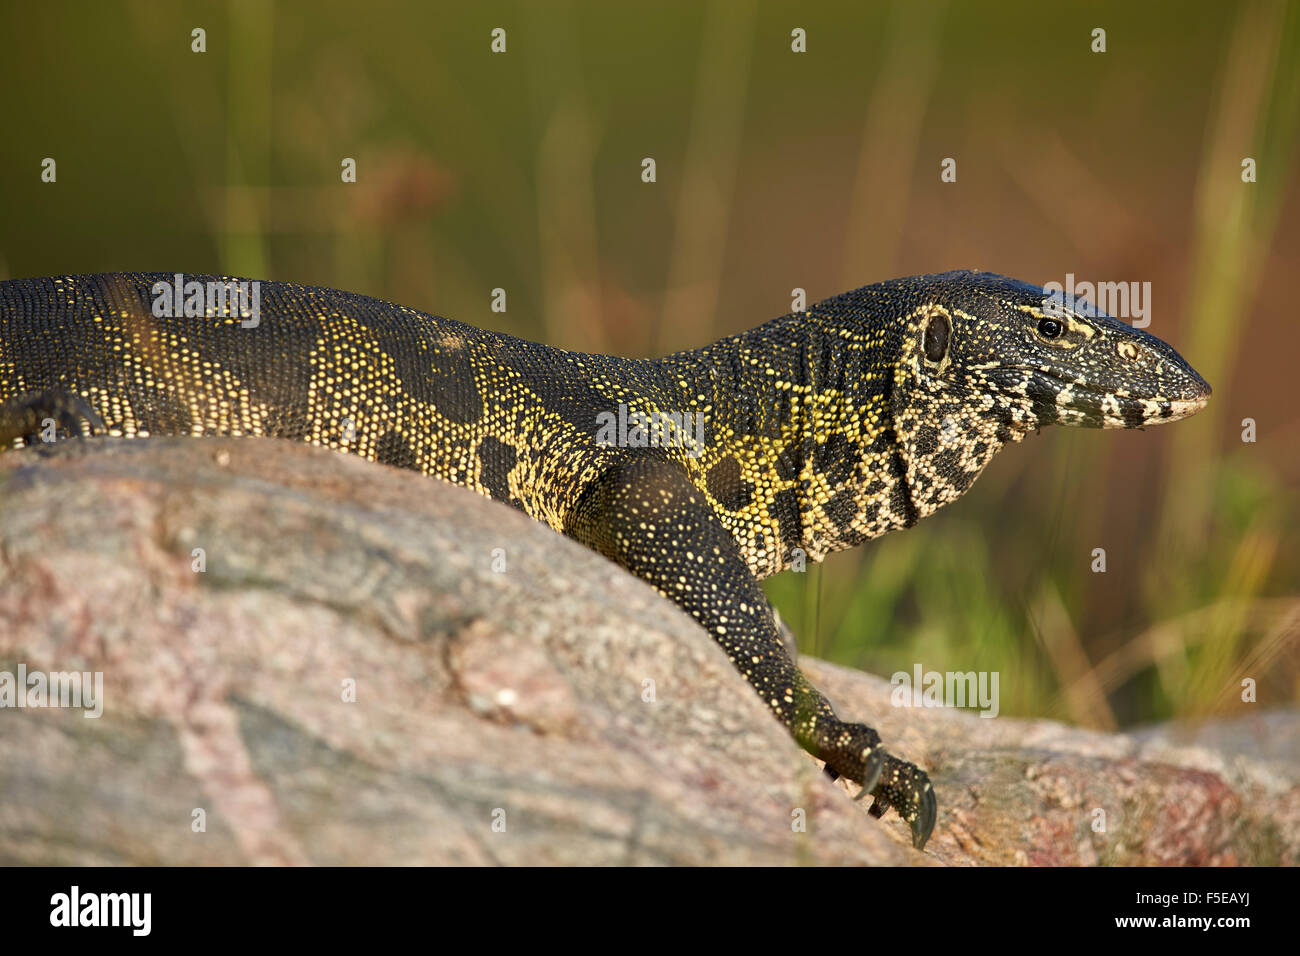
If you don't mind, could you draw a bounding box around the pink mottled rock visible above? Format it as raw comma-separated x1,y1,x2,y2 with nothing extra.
1,437,1294,865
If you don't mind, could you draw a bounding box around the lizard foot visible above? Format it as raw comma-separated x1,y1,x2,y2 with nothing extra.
0,390,103,447
865,752,937,850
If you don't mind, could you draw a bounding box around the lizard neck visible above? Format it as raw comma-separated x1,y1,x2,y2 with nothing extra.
655,302,1032,576
652,310,895,575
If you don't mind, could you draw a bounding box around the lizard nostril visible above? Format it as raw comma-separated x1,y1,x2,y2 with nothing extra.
1116,340,1139,360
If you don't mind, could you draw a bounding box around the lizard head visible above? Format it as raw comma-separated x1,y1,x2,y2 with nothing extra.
751,271,1211,551
902,270,1211,432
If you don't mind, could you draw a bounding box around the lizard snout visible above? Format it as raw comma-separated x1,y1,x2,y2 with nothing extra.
1095,330,1211,428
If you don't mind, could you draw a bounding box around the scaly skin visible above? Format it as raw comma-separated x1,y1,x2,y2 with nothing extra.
0,271,1211,849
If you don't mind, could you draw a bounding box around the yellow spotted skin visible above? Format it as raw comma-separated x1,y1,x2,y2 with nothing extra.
0,271,1211,850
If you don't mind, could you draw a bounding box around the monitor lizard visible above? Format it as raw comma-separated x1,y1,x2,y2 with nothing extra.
0,270,1212,849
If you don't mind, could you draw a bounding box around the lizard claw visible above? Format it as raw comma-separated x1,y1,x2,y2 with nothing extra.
910,780,937,850
851,745,884,799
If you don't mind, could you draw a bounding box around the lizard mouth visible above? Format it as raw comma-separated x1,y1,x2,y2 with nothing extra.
986,365,1211,429
1026,367,1211,429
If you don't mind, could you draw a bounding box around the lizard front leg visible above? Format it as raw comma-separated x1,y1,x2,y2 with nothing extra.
566,454,937,849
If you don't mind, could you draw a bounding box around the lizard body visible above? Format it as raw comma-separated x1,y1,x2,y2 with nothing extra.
0,271,1211,848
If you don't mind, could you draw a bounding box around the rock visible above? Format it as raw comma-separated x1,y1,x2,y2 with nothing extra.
0,437,910,865
0,436,1294,865
802,661,1299,865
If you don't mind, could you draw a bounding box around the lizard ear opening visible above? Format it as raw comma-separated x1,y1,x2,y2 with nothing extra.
922,312,950,365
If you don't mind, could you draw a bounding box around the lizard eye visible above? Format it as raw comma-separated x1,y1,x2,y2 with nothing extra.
1037,317,1064,339
922,313,950,363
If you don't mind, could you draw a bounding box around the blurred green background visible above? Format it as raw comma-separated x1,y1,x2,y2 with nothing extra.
1,0,1295,729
